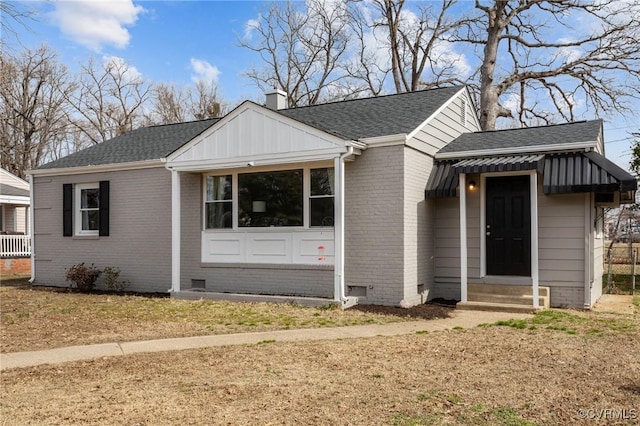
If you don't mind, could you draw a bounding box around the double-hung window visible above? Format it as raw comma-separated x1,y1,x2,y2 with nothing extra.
310,168,334,227
75,183,100,235
205,175,232,229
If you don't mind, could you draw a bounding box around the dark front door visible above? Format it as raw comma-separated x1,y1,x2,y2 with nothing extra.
486,175,531,276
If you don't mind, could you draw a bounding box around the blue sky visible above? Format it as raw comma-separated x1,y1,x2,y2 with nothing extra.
4,0,637,171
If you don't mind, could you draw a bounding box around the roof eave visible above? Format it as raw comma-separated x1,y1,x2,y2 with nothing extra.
435,140,598,160
29,159,166,177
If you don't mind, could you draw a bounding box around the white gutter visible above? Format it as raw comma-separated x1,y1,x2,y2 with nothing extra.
334,146,355,304
28,175,35,284
435,141,598,160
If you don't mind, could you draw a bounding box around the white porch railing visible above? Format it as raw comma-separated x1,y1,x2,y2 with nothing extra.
0,234,31,257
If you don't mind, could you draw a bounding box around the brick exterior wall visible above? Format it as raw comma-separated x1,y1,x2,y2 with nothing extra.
1,257,31,275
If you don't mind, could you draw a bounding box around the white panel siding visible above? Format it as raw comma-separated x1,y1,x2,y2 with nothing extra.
201,230,335,264
32,167,172,292
408,91,481,156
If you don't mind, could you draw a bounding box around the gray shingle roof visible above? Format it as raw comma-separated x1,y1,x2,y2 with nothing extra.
438,120,602,155
36,119,219,170
278,85,465,140
36,86,465,171
0,184,30,198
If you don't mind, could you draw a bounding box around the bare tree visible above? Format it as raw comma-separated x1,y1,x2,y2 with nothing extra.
67,56,151,144
146,83,189,124
367,0,467,93
0,45,74,178
456,0,640,130
0,2,36,48
146,81,224,125
189,80,223,120
239,0,352,107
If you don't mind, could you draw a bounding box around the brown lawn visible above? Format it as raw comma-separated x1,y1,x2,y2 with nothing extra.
1,278,639,425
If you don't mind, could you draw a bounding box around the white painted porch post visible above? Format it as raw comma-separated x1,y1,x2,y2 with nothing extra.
333,156,344,302
530,171,539,308
459,173,468,303
171,170,181,293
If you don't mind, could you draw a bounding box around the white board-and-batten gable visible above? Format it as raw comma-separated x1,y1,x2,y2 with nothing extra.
167,102,350,171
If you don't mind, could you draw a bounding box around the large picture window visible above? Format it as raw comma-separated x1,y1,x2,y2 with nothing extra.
205,175,232,229
238,170,303,227
203,167,335,230
310,168,334,227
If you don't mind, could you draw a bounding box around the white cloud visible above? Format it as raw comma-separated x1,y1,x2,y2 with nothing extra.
190,58,221,84
102,55,142,83
51,0,144,51
243,16,261,41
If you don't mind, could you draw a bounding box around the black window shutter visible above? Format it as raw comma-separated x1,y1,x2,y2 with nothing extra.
63,184,73,236
99,181,110,236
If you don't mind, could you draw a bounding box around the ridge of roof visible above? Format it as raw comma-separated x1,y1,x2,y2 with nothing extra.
277,85,466,140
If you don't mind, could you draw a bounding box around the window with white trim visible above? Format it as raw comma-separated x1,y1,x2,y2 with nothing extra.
205,175,232,229
75,183,100,235
310,168,334,227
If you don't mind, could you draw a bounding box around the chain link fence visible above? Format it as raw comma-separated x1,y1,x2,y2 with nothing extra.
604,243,638,294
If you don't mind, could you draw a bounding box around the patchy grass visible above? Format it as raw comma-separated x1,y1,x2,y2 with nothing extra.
1,285,638,424
490,308,637,336
0,282,450,353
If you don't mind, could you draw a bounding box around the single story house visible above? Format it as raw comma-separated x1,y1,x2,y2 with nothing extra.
29,86,636,309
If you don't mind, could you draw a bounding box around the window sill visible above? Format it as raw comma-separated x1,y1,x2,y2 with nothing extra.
203,227,334,233
72,234,100,240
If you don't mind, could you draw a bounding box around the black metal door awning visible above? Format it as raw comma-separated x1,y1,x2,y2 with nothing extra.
426,151,637,198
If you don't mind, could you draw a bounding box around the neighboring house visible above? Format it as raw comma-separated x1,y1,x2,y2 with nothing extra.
0,168,31,258
29,86,636,309
0,168,31,276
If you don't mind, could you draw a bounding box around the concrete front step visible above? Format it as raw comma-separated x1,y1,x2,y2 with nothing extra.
468,283,549,297
456,301,544,314
468,293,550,308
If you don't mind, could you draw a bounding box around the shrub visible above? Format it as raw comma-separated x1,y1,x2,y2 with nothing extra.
65,263,101,292
102,266,130,292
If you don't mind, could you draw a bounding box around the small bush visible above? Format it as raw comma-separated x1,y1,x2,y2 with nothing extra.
102,266,130,292
65,263,101,292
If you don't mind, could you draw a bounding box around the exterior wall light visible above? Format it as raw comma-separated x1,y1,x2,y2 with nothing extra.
468,180,476,190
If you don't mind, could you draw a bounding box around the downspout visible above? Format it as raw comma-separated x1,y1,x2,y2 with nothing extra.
28,174,35,284
334,146,354,303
